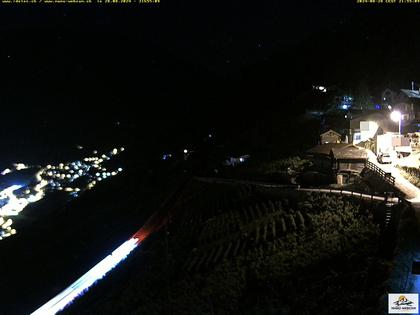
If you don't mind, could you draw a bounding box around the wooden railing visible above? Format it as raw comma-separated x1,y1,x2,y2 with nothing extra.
364,160,395,186
195,177,405,204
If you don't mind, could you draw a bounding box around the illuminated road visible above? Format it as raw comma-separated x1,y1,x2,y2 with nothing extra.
31,238,139,315
30,209,170,315
30,176,187,315
0,147,124,240
366,150,420,201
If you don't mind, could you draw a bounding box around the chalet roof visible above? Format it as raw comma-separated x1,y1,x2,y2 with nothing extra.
401,89,420,99
320,129,341,137
307,143,368,160
350,112,395,133
350,112,385,127
331,144,368,160
306,143,348,155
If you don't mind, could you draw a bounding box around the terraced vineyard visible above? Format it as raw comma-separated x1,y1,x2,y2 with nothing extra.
397,165,420,188
184,198,310,272
63,179,398,315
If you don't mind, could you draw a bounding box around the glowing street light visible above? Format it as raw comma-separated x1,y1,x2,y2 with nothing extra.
390,111,402,135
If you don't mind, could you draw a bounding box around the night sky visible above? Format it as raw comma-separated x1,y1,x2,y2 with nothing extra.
0,1,419,157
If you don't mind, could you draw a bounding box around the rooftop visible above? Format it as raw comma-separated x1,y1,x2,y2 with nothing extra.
320,129,341,137
307,143,368,160
401,89,420,99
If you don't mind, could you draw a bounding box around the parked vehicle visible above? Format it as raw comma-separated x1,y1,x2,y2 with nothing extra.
377,152,392,164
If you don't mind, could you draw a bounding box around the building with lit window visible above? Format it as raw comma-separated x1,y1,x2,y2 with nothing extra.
381,84,420,131
349,113,392,144
335,95,353,110
320,129,341,144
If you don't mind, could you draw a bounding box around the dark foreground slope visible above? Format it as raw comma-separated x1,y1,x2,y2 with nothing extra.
61,179,399,315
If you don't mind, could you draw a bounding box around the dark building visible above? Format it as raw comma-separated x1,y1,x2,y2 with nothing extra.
382,84,420,132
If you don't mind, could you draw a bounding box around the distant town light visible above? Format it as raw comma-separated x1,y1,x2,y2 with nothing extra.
0,148,123,241
1,168,11,175
183,149,188,154
14,163,28,171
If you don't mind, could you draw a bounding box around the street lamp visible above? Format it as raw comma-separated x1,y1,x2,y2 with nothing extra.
390,110,402,135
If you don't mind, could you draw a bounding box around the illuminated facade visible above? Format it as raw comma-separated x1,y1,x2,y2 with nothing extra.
320,129,342,144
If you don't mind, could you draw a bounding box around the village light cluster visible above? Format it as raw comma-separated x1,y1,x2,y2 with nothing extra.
0,147,125,241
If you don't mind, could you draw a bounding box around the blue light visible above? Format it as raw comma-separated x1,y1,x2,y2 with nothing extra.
342,105,348,110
